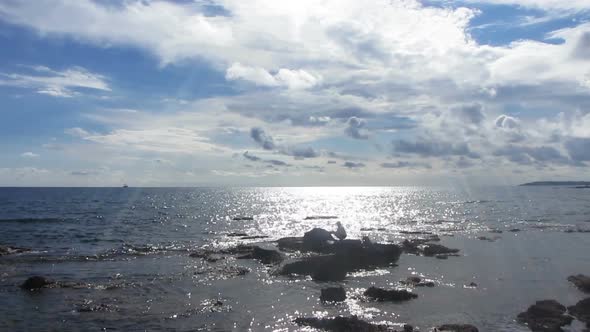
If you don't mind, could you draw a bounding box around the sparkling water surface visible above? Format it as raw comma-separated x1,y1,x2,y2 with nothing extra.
1,186,589,331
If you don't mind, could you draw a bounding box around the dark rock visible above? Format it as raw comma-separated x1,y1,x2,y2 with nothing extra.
435,254,449,260
464,282,478,288
304,216,338,220
20,276,53,290
214,300,223,306
477,236,499,242
240,235,269,240
303,228,335,251
517,299,573,331
509,228,521,232
226,232,248,237
320,286,347,302
279,242,401,281
403,324,414,332
437,324,479,332
277,237,306,252
364,287,417,302
568,274,590,293
0,245,31,256
238,246,283,264
568,298,590,328
423,244,460,257
489,229,503,234
294,315,390,331
401,276,435,287
232,216,253,221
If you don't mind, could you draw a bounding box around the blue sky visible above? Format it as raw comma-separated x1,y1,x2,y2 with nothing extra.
0,0,589,186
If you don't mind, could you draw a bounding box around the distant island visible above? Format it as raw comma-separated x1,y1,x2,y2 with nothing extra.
520,181,590,188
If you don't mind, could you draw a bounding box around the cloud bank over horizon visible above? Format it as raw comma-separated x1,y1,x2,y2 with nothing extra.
0,0,589,186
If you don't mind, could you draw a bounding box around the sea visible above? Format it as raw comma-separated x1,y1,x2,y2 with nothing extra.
0,186,589,331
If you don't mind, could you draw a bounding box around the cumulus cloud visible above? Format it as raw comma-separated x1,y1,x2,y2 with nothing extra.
250,127,319,159
0,65,109,97
495,115,520,129
226,63,320,89
344,116,368,139
250,127,276,150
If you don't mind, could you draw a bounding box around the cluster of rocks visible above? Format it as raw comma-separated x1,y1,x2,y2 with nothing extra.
517,274,590,331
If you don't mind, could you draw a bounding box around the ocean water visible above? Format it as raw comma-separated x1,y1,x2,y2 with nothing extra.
0,186,589,331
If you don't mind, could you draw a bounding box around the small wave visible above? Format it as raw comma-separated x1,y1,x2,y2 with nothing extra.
0,217,70,223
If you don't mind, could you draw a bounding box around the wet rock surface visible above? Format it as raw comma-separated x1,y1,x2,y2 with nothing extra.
364,287,418,302
295,315,392,331
517,299,573,331
320,286,347,302
568,298,590,328
0,245,31,256
568,274,590,293
238,246,283,264
436,324,479,332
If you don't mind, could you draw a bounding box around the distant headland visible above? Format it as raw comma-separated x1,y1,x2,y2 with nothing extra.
520,181,590,188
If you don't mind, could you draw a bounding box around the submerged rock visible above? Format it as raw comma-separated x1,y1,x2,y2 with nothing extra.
304,216,338,220
423,244,460,257
568,298,590,328
517,299,573,331
295,315,390,331
20,276,53,290
238,246,283,264
436,324,479,332
320,286,347,302
568,274,590,293
364,287,417,302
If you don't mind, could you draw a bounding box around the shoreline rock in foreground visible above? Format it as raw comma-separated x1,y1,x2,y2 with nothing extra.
568,298,590,329
517,299,573,331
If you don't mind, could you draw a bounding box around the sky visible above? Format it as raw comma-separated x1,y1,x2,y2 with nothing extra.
0,0,590,187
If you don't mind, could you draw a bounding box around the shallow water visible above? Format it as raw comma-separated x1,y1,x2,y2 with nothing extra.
1,186,589,331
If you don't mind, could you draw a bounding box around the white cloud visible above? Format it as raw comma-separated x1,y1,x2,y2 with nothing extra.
0,65,110,97
20,152,39,158
465,0,590,12
65,127,91,137
226,63,320,89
